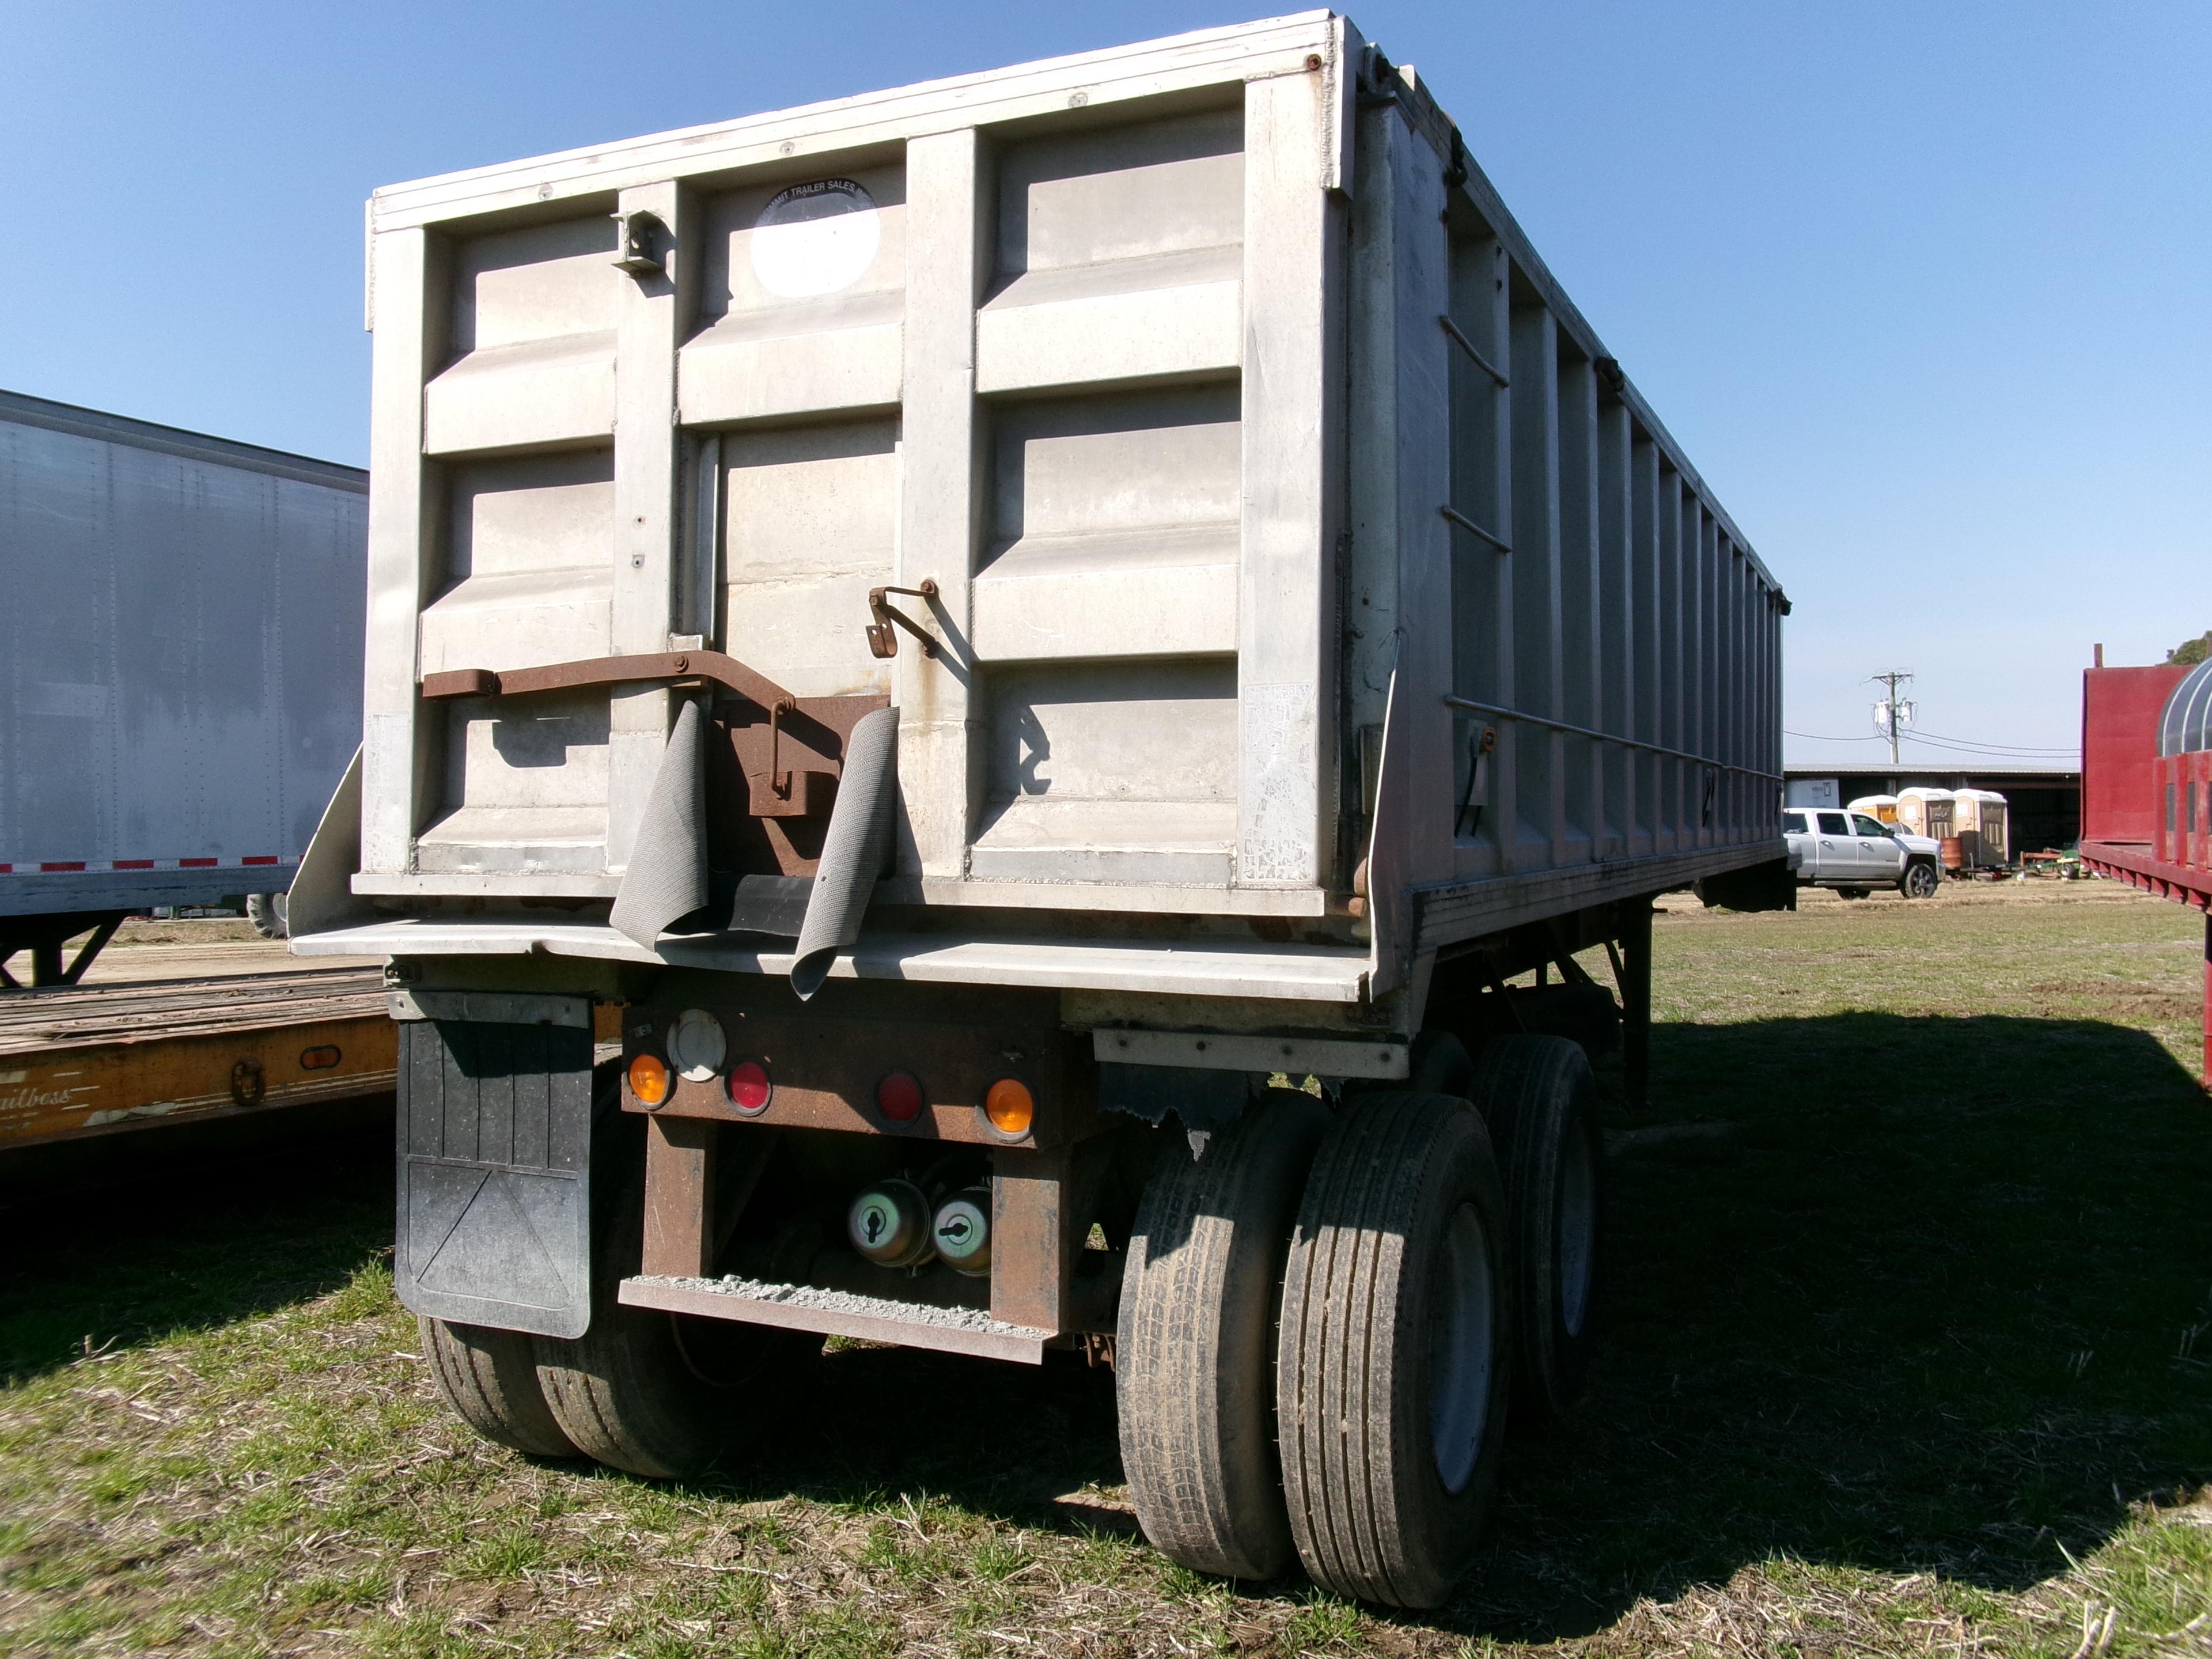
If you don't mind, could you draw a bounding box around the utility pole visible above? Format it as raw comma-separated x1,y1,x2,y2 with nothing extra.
1868,669,1915,765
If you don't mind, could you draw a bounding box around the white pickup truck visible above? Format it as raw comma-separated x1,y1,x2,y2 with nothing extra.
1782,808,1942,900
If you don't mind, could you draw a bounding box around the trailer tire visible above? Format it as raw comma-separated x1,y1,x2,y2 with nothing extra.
1468,1036,1602,1421
1119,1090,1332,1581
1277,1092,1510,1608
1900,861,1940,900
1512,983,1622,1060
245,892,288,939
1407,1030,1476,1097
419,1315,578,1458
533,1168,805,1480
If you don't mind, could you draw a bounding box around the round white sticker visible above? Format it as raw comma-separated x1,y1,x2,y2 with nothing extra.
750,178,880,299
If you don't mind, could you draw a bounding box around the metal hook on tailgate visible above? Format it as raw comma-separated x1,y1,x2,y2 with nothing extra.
864,581,940,659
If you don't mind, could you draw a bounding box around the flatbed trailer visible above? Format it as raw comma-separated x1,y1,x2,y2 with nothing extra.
0,968,395,1149
294,14,1791,1607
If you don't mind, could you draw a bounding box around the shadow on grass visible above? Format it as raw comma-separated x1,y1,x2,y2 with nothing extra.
6,1012,2209,1645
658,1010,2212,1641
0,1120,392,1384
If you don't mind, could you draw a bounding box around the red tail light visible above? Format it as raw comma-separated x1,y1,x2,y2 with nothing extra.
875,1070,924,1124
726,1059,771,1115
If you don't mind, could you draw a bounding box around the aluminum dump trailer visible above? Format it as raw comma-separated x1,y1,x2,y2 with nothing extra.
292,13,1788,1606
0,392,368,985
2080,657,2210,1085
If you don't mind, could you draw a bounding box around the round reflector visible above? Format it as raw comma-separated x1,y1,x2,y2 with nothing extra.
628,1052,670,1107
875,1070,924,1124
984,1077,1035,1138
727,1059,772,1115
667,1009,726,1082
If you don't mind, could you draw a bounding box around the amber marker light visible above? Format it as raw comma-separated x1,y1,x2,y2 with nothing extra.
628,1052,671,1107
983,1077,1035,1138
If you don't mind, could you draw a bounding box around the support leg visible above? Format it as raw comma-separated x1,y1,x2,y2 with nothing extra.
60,915,126,985
2201,910,2209,1092
991,1144,1081,1335
1620,897,1654,1109
642,1116,717,1279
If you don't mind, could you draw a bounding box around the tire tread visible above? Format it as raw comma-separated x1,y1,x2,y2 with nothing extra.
1280,1092,1503,1607
418,1315,577,1459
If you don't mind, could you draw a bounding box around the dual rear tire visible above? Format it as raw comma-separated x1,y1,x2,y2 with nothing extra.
1275,1091,1513,1607
1118,1035,1602,1608
420,1161,805,1480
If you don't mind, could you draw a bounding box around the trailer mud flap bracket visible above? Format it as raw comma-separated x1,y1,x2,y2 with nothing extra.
396,1016,598,1340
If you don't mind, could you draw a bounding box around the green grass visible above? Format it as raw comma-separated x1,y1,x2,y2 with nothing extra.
1,880,2206,1656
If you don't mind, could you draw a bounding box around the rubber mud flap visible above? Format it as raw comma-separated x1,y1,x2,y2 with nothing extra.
1694,855,1797,912
396,1018,600,1340
790,704,897,999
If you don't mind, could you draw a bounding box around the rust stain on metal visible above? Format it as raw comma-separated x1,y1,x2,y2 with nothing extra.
419,649,793,710
863,579,940,660
624,1006,1099,1149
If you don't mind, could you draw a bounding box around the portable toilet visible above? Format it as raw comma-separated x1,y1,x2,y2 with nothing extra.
1896,786,1956,841
1847,793,1900,825
1952,789,2009,866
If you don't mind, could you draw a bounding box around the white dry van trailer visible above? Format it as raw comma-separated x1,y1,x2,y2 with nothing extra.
2,392,368,986
292,14,1789,1607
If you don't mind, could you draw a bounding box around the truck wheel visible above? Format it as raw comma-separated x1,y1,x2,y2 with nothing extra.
1836,887,1870,900
533,1171,806,1480
1468,1036,1601,1420
1408,1029,1475,1096
245,892,288,938
419,1315,578,1458
1119,1090,1332,1581
1509,983,1622,1060
1900,861,1940,900
1277,1093,1511,1608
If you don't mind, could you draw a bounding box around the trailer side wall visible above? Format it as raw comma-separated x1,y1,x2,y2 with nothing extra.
0,393,369,918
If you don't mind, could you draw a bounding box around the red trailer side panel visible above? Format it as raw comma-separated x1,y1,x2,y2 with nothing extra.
2079,661,2210,1086
2081,664,2188,846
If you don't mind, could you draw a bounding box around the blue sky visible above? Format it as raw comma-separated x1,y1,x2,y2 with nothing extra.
3,2,2205,767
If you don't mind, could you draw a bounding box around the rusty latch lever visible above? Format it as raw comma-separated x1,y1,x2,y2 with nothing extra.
865,581,940,660
768,696,794,798
419,649,793,710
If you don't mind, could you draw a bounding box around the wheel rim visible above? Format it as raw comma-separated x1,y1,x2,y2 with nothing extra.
1906,865,1936,898
1556,1125,1596,1339
1429,1202,1495,1495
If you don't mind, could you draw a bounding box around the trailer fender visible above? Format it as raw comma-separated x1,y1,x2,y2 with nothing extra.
1692,855,1798,913
1098,1062,1258,1157
395,1007,604,1340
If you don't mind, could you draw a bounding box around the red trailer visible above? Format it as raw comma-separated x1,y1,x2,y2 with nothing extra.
2078,656,2212,1085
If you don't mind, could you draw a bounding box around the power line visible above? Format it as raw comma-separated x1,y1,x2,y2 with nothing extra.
1904,733,2078,757
1909,729,2079,755
1784,726,2078,759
